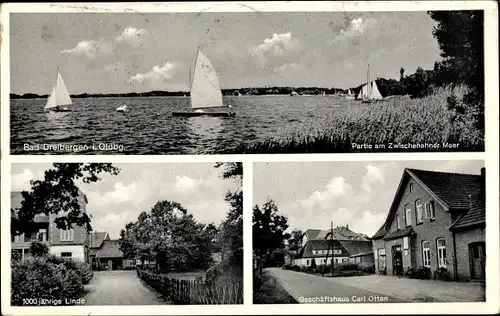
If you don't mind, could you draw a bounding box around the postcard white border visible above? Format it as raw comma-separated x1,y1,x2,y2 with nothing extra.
1,1,499,315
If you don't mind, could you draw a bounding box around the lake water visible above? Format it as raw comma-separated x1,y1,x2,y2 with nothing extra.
10,96,348,155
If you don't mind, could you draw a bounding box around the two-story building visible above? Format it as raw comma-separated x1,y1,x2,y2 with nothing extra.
11,191,91,263
372,167,485,282
293,225,374,268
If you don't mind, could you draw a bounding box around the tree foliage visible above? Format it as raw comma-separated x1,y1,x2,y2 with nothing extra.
11,163,120,236
119,200,217,272
213,162,243,269
253,199,290,259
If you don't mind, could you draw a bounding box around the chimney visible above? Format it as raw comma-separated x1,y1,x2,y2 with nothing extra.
346,224,349,229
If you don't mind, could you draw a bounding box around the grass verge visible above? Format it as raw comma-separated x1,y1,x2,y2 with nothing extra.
253,272,298,304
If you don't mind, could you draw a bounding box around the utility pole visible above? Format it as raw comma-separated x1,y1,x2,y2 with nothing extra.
331,221,335,276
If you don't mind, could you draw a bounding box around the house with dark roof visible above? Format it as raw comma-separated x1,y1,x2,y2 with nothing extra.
11,191,91,263
89,232,140,270
293,225,374,268
372,167,485,282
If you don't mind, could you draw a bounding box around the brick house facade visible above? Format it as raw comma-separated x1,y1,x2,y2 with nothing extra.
11,191,91,263
372,168,485,282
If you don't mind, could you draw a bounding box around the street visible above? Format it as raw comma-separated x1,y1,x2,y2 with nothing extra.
266,268,406,303
83,270,168,305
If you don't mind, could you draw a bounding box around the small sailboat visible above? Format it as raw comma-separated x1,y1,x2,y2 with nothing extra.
116,104,128,112
172,47,235,117
45,68,72,112
345,88,355,100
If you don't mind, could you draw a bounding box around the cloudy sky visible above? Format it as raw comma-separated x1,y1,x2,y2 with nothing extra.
253,160,484,237
11,163,238,239
10,11,441,94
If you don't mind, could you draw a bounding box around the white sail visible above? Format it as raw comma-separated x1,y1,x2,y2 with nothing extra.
360,84,369,99
45,72,72,109
190,50,223,109
369,81,383,100
347,89,352,95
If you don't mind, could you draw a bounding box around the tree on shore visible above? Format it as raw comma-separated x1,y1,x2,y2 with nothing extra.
11,163,120,236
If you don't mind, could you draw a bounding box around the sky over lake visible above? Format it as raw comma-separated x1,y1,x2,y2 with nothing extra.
11,11,442,94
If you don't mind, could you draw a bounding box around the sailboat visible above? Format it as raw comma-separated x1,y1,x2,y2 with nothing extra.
345,88,355,100
116,104,128,112
359,64,384,103
172,47,235,117
45,68,72,112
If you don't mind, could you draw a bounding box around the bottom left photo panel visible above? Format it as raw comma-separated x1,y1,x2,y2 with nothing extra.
8,162,243,306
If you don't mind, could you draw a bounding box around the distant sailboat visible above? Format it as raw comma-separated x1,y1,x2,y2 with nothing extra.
172,47,235,117
116,104,128,112
345,88,355,100
45,68,72,112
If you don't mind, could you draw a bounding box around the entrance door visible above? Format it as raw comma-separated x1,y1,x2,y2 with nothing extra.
392,245,403,276
469,242,485,280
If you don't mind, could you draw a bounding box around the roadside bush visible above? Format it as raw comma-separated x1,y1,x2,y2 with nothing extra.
46,255,93,285
282,264,291,270
299,266,307,273
11,257,85,306
379,267,387,275
291,265,300,272
11,250,22,263
29,241,49,257
361,265,375,274
336,262,359,271
433,267,452,281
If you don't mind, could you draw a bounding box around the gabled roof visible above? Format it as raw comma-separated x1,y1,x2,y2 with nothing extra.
339,240,373,255
304,229,321,240
309,226,370,242
372,225,387,240
11,192,49,223
450,190,485,231
407,169,481,210
296,239,350,259
90,232,110,248
380,168,483,233
95,240,123,259
382,227,416,241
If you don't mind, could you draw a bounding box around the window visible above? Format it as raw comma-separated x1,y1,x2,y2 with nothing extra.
425,201,435,220
60,229,74,241
415,199,423,224
14,234,23,242
306,259,310,266
342,258,348,263
405,205,412,226
422,241,431,267
437,238,447,268
23,232,32,242
396,214,400,230
37,229,47,242
330,259,333,264
61,252,72,259
409,183,414,192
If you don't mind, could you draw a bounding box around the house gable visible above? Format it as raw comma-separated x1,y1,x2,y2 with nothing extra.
382,168,451,233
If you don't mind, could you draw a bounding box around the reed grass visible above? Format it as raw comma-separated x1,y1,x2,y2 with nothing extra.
237,85,484,153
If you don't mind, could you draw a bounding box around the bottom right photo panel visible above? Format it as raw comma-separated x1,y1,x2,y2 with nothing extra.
252,160,486,304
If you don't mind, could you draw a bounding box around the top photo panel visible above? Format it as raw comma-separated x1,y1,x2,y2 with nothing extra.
9,10,486,155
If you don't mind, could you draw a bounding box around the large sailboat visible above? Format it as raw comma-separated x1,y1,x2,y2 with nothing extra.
45,68,73,112
345,88,355,100
359,63,384,103
172,47,235,117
